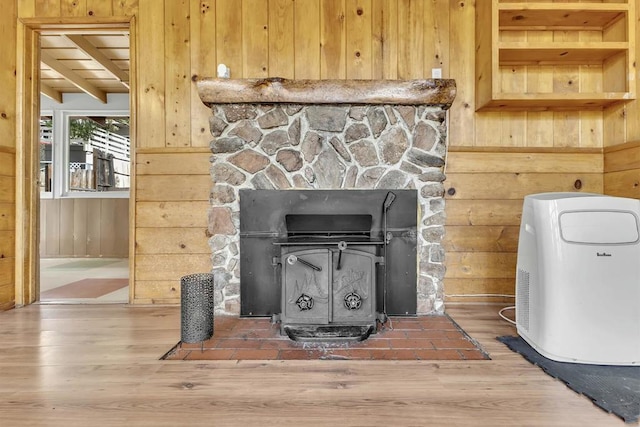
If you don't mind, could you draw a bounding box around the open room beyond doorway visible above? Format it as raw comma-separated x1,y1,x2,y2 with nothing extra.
37,26,131,303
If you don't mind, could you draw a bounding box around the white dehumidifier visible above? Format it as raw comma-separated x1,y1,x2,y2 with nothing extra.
516,192,640,365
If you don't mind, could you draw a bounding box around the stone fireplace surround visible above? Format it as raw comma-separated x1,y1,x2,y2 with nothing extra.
196,78,457,317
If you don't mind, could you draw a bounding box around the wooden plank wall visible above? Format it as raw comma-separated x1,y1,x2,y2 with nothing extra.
604,141,640,199
40,198,129,258
0,0,17,310
8,0,640,308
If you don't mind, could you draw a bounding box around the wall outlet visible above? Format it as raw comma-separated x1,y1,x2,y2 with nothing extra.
431,68,442,79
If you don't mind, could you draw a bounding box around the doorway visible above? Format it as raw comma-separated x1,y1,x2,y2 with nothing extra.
17,20,135,305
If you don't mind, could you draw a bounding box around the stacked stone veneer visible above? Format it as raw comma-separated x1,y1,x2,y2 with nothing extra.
207,103,448,315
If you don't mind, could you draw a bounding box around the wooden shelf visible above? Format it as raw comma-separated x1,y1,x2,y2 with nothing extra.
498,43,628,65
498,3,628,31
478,93,633,112
476,0,636,111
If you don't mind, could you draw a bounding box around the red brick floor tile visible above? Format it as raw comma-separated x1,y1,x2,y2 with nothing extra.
431,339,478,350
371,349,418,360
347,349,374,360
162,315,488,361
232,349,280,360
376,329,408,339
184,349,235,360
389,338,435,350
354,338,393,349
404,330,450,339
216,338,262,349
278,350,311,360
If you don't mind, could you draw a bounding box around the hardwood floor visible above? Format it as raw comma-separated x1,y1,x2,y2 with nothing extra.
0,303,630,426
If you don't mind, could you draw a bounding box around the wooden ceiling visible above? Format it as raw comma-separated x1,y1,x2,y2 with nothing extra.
40,31,130,103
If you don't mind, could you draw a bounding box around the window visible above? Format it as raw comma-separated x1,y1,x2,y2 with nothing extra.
67,116,130,192
39,111,130,198
39,115,53,194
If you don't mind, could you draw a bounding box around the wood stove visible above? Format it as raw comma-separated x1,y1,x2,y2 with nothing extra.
239,189,418,341
277,214,382,340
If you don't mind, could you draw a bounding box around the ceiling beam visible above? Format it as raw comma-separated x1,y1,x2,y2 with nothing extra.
64,34,130,89
40,51,107,103
40,83,63,103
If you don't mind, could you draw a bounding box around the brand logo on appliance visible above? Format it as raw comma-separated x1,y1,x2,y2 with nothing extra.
596,252,612,257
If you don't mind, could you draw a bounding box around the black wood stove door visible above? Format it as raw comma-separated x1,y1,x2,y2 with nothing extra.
281,247,376,326
281,248,330,325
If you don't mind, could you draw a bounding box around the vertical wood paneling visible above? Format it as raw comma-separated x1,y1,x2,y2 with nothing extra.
294,0,320,79
345,0,372,79
447,0,474,146
216,0,243,77
579,111,603,149
61,0,86,17
423,0,447,76
17,0,36,18
268,0,295,79
35,0,61,17
40,199,129,258
190,0,217,148
165,0,191,147
73,198,88,256
553,112,580,148
137,0,166,148
113,0,139,16
59,199,74,255
397,0,423,79
86,199,102,255
86,0,113,17
371,0,397,79
320,0,346,79
0,7,16,150
242,0,269,77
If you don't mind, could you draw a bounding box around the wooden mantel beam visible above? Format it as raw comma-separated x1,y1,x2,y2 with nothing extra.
196,78,457,108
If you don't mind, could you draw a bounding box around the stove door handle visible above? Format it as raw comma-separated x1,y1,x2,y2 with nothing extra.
336,241,347,270
287,254,322,272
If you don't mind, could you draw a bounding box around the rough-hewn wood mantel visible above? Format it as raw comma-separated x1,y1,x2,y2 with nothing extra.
196,77,456,108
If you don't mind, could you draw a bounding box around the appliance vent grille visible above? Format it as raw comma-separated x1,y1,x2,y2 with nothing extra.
516,268,530,331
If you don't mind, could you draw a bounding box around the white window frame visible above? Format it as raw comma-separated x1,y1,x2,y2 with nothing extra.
41,109,130,199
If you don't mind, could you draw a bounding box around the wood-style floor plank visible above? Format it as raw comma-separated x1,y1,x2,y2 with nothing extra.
0,303,628,426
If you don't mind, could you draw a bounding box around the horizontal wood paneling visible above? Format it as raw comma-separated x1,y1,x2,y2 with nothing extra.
0,151,16,176
444,173,603,200
443,226,519,253
603,141,640,198
603,169,640,199
0,177,16,202
0,231,15,258
445,200,524,227
604,143,640,173
136,175,211,201
445,253,517,279
135,254,211,281
136,201,210,228
444,149,605,301
0,203,15,230
446,151,603,174
133,280,180,300
136,152,211,175
135,227,210,254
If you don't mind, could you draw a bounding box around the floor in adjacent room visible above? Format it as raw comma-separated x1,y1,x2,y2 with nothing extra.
39,258,129,303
